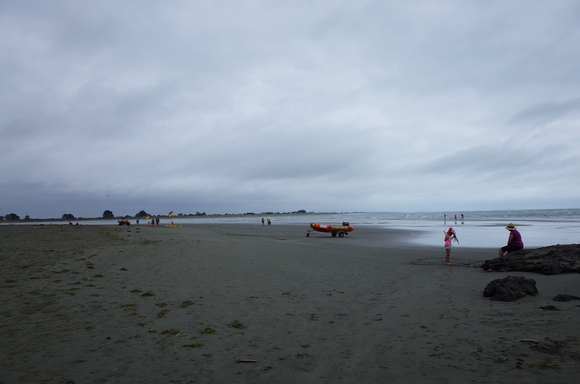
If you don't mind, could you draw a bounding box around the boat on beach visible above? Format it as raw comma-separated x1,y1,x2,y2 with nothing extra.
307,222,355,237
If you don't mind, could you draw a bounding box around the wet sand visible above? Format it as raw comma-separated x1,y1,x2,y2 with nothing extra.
1,223,578,383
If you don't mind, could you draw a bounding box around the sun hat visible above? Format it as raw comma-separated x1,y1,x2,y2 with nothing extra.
505,223,517,231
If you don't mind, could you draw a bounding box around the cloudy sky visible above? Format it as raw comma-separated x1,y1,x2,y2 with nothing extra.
1,0,579,219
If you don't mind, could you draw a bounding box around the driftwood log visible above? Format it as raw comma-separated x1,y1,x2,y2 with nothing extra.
553,294,580,302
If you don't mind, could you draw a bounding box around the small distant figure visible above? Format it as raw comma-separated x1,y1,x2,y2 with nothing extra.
444,214,447,223
262,217,265,226
444,227,459,265
499,223,524,257
69,221,73,225
156,217,160,226
460,214,464,220
267,218,271,225
136,219,139,224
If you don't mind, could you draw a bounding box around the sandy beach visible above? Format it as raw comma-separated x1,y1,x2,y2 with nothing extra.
1,223,578,383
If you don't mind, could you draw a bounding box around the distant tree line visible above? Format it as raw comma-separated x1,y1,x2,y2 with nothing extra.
1,209,309,221
102,210,209,218
1,213,43,220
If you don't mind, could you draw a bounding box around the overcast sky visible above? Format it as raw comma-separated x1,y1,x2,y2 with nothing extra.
1,0,580,219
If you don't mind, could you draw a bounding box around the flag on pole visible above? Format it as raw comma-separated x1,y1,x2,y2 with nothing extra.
168,211,173,217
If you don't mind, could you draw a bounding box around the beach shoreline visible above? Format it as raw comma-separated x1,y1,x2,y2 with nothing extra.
1,224,578,383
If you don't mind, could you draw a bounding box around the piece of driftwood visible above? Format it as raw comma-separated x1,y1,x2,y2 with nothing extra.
553,294,580,302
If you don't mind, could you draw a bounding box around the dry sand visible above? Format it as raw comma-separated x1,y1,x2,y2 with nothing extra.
1,223,578,383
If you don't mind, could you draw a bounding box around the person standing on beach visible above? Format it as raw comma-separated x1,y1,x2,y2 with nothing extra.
499,223,524,257
444,227,458,265
262,217,265,225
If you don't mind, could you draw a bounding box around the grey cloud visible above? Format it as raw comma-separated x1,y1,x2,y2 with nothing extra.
2,1,580,218
509,97,580,126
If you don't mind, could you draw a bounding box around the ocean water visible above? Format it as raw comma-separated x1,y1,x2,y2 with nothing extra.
298,210,579,248
6,209,579,248
341,209,580,248
259,209,580,248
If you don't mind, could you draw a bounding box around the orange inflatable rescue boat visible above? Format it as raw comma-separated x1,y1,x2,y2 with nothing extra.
307,222,354,237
